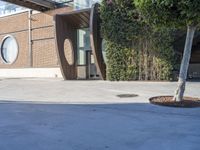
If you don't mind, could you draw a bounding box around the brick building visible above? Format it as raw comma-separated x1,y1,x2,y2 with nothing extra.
0,0,104,79
0,10,60,78
0,0,199,80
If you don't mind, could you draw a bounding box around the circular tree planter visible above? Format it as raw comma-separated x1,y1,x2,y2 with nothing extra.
149,96,200,108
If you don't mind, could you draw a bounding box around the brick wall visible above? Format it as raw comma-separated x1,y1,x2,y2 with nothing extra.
32,39,58,67
0,11,59,68
31,12,58,67
0,12,29,68
0,12,28,34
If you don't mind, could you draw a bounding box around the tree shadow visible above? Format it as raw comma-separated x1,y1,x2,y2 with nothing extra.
0,100,199,150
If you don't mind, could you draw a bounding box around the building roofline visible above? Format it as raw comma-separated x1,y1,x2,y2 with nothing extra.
0,9,31,18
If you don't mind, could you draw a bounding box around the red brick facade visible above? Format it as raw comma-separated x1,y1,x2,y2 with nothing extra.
0,11,58,68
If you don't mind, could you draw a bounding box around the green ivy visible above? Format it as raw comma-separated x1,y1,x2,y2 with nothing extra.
100,0,176,81
106,41,138,81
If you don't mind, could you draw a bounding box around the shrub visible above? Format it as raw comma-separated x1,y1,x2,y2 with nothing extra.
100,0,175,81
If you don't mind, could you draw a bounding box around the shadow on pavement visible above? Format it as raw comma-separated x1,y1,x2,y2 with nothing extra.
0,100,199,150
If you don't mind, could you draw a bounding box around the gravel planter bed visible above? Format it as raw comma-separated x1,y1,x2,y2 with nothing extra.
150,96,200,108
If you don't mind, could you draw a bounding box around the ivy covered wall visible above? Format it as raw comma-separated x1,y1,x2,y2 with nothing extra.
100,0,176,81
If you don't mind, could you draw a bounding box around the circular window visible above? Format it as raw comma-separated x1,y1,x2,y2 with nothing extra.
64,39,74,65
1,36,18,64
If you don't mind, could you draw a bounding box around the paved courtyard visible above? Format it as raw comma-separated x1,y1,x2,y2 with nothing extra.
0,78,200,150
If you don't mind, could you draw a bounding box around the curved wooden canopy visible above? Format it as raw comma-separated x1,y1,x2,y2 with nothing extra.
90,3,106,80
54,9,90,80
54,4,106,80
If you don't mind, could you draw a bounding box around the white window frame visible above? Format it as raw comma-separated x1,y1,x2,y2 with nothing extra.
0,35,19,64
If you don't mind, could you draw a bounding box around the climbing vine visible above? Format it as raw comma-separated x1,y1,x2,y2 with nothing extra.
100,0,176,81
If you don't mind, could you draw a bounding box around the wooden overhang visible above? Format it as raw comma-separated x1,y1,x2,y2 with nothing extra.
54,3,106,80
57,8,91,29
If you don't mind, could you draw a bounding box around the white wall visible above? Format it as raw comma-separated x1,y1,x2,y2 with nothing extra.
0,68,62,78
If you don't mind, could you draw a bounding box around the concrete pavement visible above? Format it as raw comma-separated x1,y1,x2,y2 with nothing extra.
0,78,199,150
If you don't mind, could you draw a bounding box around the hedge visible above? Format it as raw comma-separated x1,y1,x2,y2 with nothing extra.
100,0,176,81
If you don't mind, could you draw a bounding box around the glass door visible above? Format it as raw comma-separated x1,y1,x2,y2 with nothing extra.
77,28,99,79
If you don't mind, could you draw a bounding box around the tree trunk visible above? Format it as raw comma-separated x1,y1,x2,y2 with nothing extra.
173,25,196,102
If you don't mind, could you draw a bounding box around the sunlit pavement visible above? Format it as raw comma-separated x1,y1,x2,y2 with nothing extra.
0,78,199,150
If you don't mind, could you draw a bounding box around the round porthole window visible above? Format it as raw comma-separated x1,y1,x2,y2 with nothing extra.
64,39,74,65
1,35,18,64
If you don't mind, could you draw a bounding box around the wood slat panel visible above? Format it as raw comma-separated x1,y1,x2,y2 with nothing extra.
54,15,77,80
90,3,106,80
55,6,106,80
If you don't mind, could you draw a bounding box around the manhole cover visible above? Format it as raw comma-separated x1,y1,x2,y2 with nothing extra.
117,94,138,98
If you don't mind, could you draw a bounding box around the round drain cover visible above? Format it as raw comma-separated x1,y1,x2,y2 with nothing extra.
117,94,138,98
